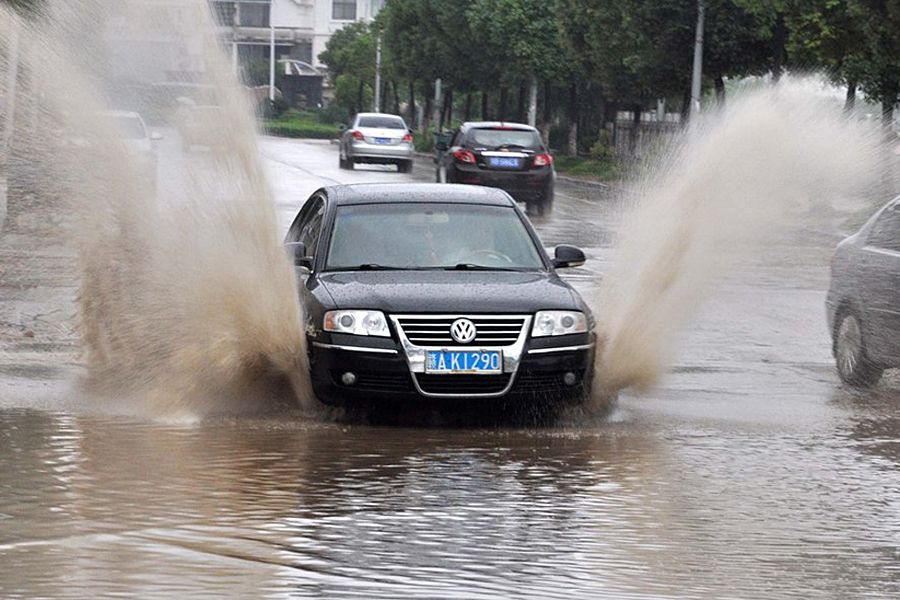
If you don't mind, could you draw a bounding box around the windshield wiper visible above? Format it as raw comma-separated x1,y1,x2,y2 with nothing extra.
446,263,525,272
353,263,403,270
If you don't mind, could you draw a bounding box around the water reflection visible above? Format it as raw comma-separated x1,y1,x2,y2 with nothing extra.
2,401,900,598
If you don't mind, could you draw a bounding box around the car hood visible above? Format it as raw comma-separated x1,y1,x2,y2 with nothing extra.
316,270,582,313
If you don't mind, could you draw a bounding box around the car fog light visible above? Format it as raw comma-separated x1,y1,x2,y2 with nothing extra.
563,371,578,386
341,372,357,386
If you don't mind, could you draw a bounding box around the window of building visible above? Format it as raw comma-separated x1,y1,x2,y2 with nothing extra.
239,1,270,27
210,1,235,26
332,0,357,21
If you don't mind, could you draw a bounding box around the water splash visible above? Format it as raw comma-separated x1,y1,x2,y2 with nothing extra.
592,85,882,395
1,1,314,418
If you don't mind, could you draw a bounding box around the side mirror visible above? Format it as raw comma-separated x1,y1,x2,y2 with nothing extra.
551,244,586,269
285,242,313,272
150,132,163,141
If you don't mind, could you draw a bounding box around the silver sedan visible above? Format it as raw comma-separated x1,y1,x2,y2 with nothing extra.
339,112,414,173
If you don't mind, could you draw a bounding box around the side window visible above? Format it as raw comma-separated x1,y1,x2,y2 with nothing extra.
298,197,326,257
869,205,900,252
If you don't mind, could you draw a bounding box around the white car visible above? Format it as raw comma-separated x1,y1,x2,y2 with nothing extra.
339,112,414,173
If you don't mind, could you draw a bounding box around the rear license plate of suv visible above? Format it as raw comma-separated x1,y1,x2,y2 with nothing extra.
375,137,391,144
426,350,502,374
488,156,520,168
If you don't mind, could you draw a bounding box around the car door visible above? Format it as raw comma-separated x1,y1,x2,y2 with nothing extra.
858,201,900,364
285,193,329,334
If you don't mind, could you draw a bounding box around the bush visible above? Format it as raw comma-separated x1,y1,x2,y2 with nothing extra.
259,96,290,119
414,134,434,153
588,129,614,160
262,117,341,139
317,103,350,125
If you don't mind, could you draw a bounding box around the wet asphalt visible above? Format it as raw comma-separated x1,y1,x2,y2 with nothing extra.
0,137,898,598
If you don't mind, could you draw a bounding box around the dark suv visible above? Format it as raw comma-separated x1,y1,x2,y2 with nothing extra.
435,122,555,216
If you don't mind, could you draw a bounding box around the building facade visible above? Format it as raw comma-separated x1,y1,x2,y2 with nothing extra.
211,0,383,69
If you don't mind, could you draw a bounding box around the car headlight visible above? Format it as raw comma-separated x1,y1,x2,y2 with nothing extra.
324,310,390,337
531,310,588,337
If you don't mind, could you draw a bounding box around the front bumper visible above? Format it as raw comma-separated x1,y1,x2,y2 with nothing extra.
308,325,594,406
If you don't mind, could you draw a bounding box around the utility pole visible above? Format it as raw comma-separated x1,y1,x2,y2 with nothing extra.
689,0,705,119
374,34,382,112
527,75,537,127
268,24,275,102
432,78,442,131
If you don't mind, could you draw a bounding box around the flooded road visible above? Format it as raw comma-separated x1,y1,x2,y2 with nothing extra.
2,139,900,598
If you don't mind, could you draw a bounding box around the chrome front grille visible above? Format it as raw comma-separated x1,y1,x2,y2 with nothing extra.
395,315,528,347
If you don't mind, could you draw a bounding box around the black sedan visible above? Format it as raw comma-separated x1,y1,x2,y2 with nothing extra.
284,183,596,409
435,122,555,216
826,195,900,387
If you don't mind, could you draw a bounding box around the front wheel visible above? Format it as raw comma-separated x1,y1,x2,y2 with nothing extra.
834,311,883,387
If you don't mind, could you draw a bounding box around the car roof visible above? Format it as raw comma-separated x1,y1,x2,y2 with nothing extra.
460,121,538,132
324,183,517,207
355,112,405,119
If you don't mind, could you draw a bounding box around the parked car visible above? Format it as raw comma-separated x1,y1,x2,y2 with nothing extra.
435,122,555,216
826,195,900,387
339,112,414,172
284,183,596,410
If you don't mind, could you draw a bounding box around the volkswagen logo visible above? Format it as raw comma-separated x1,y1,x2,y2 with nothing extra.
450,318,477,344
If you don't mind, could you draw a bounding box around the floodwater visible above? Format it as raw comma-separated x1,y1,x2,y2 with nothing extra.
2,138,900,597
2,3,900,594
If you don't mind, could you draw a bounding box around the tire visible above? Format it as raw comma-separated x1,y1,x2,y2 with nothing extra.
526,184,554,217
398,160,413,173
338,146,350,169
834,310,883,387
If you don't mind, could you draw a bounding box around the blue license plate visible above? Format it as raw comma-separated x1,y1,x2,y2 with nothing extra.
426,350,502,374
488,156,520,168
375,137,391,144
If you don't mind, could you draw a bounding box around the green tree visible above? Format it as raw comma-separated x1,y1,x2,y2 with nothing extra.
318,21,377,116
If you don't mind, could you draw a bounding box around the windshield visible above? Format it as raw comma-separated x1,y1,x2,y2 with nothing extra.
357,115,407,129
468,128,541,149
326,203,544,271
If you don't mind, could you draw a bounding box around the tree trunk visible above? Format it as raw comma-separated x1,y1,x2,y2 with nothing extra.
481,91,489,120
714,75,725,106
540,84,552,145
844,81,857,114
632,104,642,157
882,99,896,198
772,13,787,82
567,83,579,156
681,88,691,124
517,83,526,123
392,80,401,114
408,80,416,127
423,94,432,134
440,89,452,129
499,88,508,121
